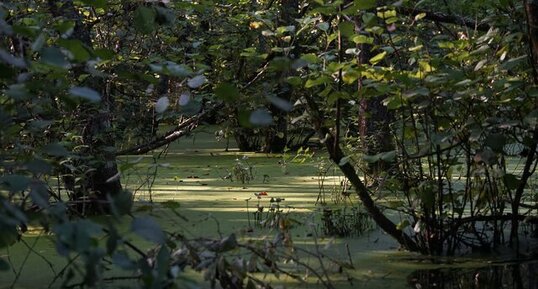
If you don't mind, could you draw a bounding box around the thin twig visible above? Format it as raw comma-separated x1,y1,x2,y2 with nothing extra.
9,234,41,289
20,237,57,275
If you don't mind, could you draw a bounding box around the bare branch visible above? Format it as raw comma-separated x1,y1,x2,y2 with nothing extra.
116,104,222,155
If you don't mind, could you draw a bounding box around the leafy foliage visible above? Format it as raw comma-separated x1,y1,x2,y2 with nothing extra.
1,0,538,288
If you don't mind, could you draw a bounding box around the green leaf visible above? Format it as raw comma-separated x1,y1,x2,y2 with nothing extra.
352,35,374,44
42,143,70,157
396,220,410,230
380,150,396,162
455,79,473,87
155,96,169,113
131,216,165,244
94,48,115,60
213,234,238,252
268,95,293,112
237,110,252,128
305,75,330,88
187,75,207,89
0,63,16,78
408,45,423,52
134,7,156,34
58,39,90,62
0,175,31,192
276,25,295,34
355,0,376,10
485,133,506,154
0,224,18,248
53,220,102,255
383,96,404,110
473,148,497,165
417,182,435,208
369,51,387,64
80,0,107,9
301,53,319,64
214,83,239,102
108,190,133,216
54,20,75,36
31,33,46,52
179,97,202,116
26,159,52,174
414,13,427,21
362,153,381,163
317,22,329,31
155,6,175,25
362,12,377,27
403,87,429,99
503,174,520,190
338,156,351,166
68,86,101,102
0,257,9,271
249,109,273,126
474,59,487,71
112,251,136,270
106,226,119,254
501,55,527,71
338,21,354,38
286,76,302,86
29,183,50,207
0,49,26,68
41,47,69,68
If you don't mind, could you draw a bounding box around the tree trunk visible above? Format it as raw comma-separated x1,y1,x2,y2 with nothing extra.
511,0,538,243
261,0,299,153
304,94,420,252
355,14,395,182
49,0,122,213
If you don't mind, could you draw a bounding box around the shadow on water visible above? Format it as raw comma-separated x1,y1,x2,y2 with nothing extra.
407,261,538,289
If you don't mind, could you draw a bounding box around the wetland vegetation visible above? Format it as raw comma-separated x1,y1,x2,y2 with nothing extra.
2,0,538,288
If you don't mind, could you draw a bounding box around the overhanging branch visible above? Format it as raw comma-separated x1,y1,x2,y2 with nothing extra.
303,93,420,253
396,6,490,31
116,103,222,155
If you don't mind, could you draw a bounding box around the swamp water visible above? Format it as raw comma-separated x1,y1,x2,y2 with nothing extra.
408,261,538,289
2,130,537,288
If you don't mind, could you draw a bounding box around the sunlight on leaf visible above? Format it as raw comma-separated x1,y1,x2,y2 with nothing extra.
369,51,387,65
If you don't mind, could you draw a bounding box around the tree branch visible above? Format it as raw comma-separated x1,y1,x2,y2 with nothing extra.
397,6,490,32
116,104,222,155
303,94,420,253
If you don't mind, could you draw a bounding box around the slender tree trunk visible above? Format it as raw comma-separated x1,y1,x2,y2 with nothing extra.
304,94,420,252
262,0,299,153
511,0,538,244
49,0,122,213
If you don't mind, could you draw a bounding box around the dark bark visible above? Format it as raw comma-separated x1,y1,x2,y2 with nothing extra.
49,0,122,213
396,6,490,31
261,0,299,153
354,12,395,179
263,85,290,153
511,0,538,244
235,128,263,152
304,94,420,252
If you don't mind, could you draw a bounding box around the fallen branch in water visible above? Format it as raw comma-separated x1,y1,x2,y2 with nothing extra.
117,103,223,155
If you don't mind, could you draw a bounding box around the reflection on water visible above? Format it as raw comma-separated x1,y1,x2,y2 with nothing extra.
408,261,538,289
